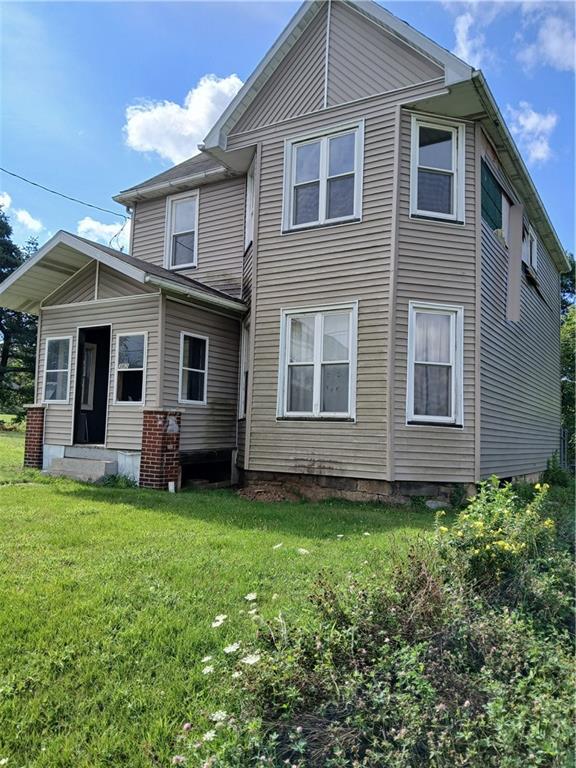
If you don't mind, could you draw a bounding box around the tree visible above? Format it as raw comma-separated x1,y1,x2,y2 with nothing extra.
0,210,38,413
560,252,575,470
561,252,575,316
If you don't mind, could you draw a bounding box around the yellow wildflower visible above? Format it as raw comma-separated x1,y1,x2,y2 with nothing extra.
438,526,449,534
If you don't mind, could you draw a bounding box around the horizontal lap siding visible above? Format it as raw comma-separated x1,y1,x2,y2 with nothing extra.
227,86,449,479
38,295,161,448
162,298,240,451
97,264,155,298
393,112,477,483
44,262,96,305
327,2,443,106
130,179,246,297
231,3,327,135
480,224,561,477
237,419,246,468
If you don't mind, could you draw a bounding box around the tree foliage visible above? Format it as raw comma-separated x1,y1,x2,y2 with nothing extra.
0,209,38,413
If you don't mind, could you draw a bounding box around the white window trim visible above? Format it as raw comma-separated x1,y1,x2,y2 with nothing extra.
113,331,147,406
239,322,250,419
406,301,464,426
277,302,358,420
164,190,200,270
80,342,97,411
42,336,72,405
178,331,209,406
410,114,466,223
522,224,538,270
244,159,255,249
282,121,364,232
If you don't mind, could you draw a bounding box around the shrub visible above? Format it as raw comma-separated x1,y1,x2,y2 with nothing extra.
542,453,572,488
99,473,137,488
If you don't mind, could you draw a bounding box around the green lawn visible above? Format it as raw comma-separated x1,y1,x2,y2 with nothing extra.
0,428,437,767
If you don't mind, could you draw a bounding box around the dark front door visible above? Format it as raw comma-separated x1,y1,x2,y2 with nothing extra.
73,326,111,445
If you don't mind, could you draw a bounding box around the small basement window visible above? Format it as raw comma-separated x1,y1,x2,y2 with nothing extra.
43,336,72,403
165,191,199,269
179,333,208,405
115,333,146,404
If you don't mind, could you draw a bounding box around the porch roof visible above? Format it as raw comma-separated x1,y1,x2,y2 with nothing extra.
0,231,247,315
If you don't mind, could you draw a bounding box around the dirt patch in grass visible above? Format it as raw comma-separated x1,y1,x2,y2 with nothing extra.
238,482,301,503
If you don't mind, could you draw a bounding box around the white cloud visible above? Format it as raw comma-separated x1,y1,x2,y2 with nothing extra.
124,73,243,165
453,12,488,68
77,216,131,251
517,14,576,71
0,191,12,210
506,101,558,163
14,208,43,233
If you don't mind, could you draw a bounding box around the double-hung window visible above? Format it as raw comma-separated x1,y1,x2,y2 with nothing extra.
407,302,463,426
278,304,357,419
481,160,512,244
165,191,198,269
410,115,465,222
115,333,146,404
43,337,72,403
283,123,363,230
179,333,208,405
522,224,538,270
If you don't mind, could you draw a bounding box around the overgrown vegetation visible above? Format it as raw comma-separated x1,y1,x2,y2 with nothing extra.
183,480,575,767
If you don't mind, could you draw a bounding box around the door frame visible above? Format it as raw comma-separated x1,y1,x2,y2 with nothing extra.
70,323,112,447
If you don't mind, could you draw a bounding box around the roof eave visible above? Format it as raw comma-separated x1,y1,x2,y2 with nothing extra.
144,274,246,314
113,166,230,206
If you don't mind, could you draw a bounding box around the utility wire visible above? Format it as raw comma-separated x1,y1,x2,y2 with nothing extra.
0,167,130,220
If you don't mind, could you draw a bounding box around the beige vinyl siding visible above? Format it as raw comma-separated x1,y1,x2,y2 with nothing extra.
97,264,155,299
130,178,246,297
37,294,161,449
480,223,561,478
161,297,240,451
391,111,477,483
226,83,445,480
43,262,96,306
230,3,327,136
327,2,443,106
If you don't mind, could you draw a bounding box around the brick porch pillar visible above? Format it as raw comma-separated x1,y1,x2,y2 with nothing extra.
139,410,181,490
24,406,45,469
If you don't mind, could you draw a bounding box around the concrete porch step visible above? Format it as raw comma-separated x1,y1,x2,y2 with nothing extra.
49,458,117,482
65,446,118,461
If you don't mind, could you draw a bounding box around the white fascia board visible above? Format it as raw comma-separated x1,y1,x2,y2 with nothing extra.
113,167,228,206
144,275,247,315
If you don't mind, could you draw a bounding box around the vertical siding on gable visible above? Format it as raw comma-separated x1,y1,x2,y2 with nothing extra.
230,3,328,135
161,297,240,451
38,294,161,449
480,224,561,478
130,178,246,297
392,111,477,483
327,2,443,107
43,262,96,306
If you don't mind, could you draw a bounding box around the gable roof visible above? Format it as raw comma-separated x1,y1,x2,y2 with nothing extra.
202,0,472,153
0,231,246,315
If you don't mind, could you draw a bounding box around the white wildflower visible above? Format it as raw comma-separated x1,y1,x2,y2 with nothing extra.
297,548,310,555
248,607,258,615
201,655,213,663
232,670,242,678
224,642,241,654
202,665,214,675
171,757,186,765
202,729,216,742
211,614,227,628
272,593,279,601
363,532,371,536
244,592,257,601
241,653,261,665
336,534,344,539
272,543,283,550
210,710,228,722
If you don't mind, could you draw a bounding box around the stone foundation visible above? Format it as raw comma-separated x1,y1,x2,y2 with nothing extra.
139,410,181,490
23,406,45,469
242,469,476,505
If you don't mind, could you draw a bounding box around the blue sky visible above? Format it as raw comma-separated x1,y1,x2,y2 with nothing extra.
1,0,574,253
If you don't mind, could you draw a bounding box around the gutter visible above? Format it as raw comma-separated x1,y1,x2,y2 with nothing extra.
471,71,570,273
113,167,230,206
144,274,247,314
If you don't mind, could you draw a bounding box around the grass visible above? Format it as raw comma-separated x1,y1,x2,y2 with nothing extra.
0,428,439,767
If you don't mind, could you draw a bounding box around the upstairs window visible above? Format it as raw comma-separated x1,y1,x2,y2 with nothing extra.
179,333,208,405
407,302,463,426
115,333,146,404
410,115,465,222
481,160,512,244
278,304,358,419
283,124,364,231
43,337,72,403
165,192,198,269
522,224,538,271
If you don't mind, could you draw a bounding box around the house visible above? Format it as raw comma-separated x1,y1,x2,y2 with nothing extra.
0,0,569,499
